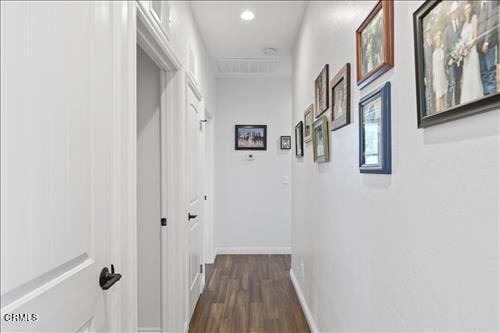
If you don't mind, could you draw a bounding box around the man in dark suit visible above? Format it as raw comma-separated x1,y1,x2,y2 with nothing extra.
477,0,498,95
443,2,462,108
423,25,435,114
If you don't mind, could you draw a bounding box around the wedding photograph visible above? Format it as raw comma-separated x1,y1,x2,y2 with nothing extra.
415,0,500,126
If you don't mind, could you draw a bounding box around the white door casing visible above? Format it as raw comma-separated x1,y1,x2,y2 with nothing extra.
185,74,204,321
1,1,136,331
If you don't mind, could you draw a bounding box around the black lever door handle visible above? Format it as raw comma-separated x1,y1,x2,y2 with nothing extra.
99,264,122,290
188,213,198,220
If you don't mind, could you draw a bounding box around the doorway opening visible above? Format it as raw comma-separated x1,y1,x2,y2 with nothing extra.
137,44,163,332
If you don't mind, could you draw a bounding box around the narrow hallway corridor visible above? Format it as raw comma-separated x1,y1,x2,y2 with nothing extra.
189,255,310,333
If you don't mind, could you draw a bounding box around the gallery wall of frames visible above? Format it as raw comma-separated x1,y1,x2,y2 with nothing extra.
291,0,499,331
293,0,500,175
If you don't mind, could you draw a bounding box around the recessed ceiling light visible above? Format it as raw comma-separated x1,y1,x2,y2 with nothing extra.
240,10,255,21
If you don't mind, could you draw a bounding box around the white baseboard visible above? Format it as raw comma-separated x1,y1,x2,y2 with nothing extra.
137,328,161,333
290,269,319,333
215,247,291,255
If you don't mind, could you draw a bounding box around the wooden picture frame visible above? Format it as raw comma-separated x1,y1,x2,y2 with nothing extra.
304,104,314,142
314,65,330,117
235,125,267,150
280,136,292,150
330,63,351,130
356,0,394,89
295,122,304,157
312,116,330,163
359,82,391,174
413,0,500,128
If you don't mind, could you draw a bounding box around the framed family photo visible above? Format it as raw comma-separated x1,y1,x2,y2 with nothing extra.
359,82,391,174
312,116,330,163
314,65,330,117
414,0,500,127
295,122,304,157
331,63,351,130
304,104,314,142
356,0,394,89
235,125,267,150
280,136,292,150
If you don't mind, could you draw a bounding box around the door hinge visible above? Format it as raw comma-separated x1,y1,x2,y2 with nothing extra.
200,264,203,274
161,218,167,227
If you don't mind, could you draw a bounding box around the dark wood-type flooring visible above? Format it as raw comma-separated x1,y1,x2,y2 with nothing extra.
189,255,310,333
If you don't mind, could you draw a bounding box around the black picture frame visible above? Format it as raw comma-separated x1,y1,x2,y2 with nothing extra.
235,125,267,150
280,136,292,150
295,122,304,157
413,0,500,128
359,82,391,174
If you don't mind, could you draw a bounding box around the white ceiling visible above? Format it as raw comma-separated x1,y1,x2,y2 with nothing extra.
190,1,308,78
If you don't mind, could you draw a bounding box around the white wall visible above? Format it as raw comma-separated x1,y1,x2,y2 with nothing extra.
214,78,292,254
292,1,499,332
137,45,161,331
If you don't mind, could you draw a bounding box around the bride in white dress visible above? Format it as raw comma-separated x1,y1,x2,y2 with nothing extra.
460,3,483,104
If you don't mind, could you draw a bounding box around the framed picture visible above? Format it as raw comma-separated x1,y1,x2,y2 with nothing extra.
295,122,304,157
356,0,394,88
280,136,292,150
235,125,267,150
312,116,329,163
413,0,500,128
314,65,329,117
331,63,351,130
359,82,391,174
304,104,314,142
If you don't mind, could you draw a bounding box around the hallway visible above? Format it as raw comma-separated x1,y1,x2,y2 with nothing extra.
189,255,310,333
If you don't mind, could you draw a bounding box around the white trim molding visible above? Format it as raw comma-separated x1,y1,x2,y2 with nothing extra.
290,269,319,333
215,247,291,255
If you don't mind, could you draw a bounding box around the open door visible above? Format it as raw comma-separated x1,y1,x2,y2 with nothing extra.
1,2,134,331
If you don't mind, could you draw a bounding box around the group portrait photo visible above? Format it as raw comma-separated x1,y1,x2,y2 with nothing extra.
421,0,500,117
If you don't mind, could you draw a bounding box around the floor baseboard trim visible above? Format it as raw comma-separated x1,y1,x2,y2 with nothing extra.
215,247,291,255
137,328,161,333
290,269,319,333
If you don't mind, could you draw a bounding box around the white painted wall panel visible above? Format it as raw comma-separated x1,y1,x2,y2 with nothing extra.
214,78,292,252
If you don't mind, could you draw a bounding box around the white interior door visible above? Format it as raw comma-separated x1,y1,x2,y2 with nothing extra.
186,80,203,319
1,2,129,331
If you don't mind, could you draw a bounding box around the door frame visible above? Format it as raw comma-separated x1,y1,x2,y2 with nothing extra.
136,1,182,331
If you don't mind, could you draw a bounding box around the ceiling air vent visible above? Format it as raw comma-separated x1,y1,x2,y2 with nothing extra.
216,58,278,74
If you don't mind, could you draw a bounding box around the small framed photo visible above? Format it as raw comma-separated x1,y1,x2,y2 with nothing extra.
331,63,351,130
356,0,394,89
280,136,291,150
314,65,329,117
235,125,267,150
312,116,330,163
304,104,314,142
295,122,304,157
359,82,391,174
413,0,500,127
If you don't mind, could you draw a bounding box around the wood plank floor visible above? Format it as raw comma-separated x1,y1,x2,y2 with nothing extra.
189,255,310,333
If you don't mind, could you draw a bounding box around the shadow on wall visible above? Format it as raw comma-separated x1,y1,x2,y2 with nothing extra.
423,110,500,145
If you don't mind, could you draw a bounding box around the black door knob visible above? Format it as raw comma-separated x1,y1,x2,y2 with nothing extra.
188,213,198,220
99,264,122,290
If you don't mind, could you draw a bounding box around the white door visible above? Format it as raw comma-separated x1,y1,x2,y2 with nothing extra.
1,2,131,331
186,80,203,319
